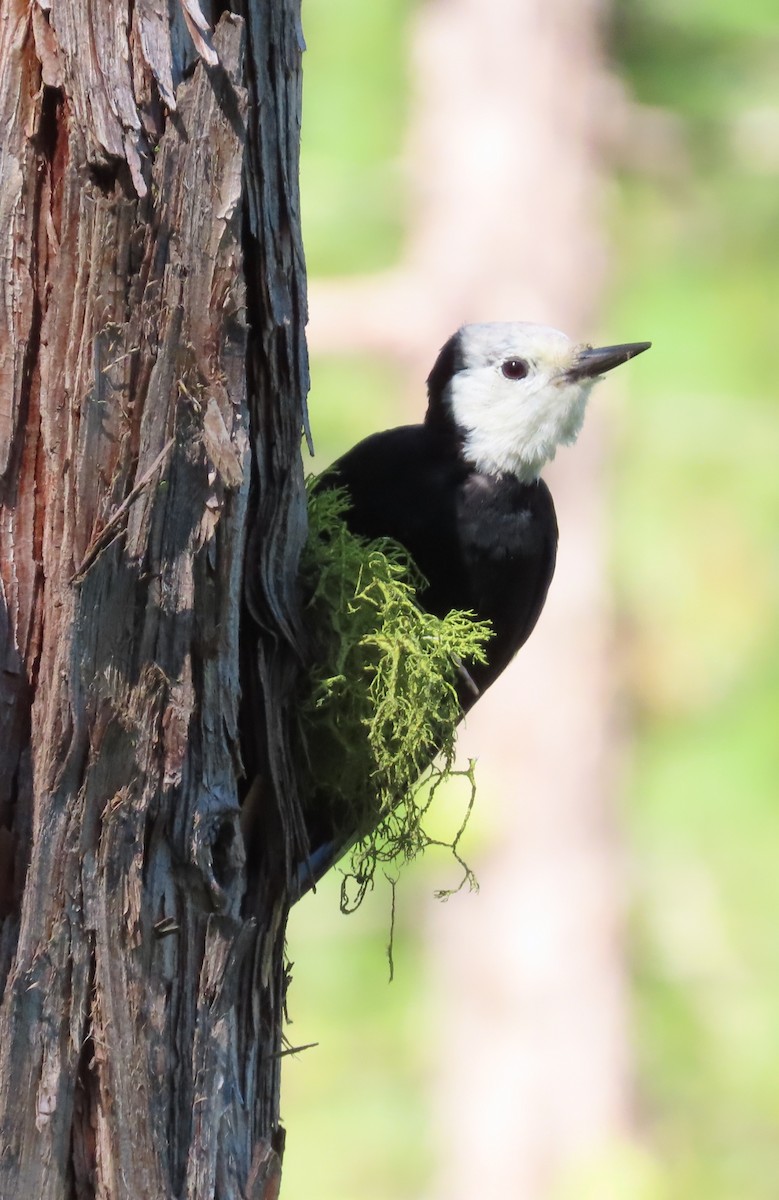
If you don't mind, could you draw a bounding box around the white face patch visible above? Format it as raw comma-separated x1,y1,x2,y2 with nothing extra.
446,322,597,481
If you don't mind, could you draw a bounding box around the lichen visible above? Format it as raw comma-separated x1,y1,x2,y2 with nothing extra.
296,483,492,911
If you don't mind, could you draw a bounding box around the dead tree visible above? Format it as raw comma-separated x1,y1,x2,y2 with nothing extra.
0,1,308,1196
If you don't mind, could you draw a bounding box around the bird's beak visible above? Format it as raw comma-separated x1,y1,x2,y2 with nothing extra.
564,341,651,381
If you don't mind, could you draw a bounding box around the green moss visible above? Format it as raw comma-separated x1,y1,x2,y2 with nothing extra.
297,484,492,911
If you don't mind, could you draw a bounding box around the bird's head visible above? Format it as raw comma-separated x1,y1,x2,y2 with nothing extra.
426,322,650,481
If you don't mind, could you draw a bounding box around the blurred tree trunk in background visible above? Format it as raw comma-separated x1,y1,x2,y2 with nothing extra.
308,0,632,1195
413,4,632,1197
0,2,307,1196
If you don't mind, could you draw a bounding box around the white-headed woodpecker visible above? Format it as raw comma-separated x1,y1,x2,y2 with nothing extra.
297,322,650,894
321,322,650,703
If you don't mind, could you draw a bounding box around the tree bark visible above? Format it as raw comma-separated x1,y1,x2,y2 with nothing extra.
0,2,307,1197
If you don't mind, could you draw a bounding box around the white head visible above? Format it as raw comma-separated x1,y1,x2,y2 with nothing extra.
426,322,650,482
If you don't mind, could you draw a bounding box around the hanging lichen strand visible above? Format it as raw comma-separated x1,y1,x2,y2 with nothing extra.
297,486,492,910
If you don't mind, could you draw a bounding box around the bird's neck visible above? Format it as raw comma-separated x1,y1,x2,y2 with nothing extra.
424,388,467,459
458,431,549,483
424,395,545,484
434,374,592,483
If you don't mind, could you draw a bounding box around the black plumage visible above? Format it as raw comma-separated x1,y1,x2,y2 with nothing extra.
320,422,558,706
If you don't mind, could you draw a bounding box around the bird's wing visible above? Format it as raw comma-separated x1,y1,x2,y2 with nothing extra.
317,424,470,606
455,475,558,689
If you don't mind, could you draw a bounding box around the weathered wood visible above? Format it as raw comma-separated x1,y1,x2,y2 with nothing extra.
0,1,308,1195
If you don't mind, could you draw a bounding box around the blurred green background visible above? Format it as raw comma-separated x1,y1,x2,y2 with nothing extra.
282,1,779,1196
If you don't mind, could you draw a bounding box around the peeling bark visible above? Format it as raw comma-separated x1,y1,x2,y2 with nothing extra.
0,1,307,1196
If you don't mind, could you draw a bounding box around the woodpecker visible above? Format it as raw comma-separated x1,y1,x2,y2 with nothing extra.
319,322,650,704
296,322,650,896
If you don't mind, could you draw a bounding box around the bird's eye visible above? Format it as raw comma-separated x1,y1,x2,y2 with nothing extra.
501,358,529,380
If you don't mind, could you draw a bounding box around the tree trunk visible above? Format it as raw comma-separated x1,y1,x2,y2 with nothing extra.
0,2,308,1197
409,3,633,1195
